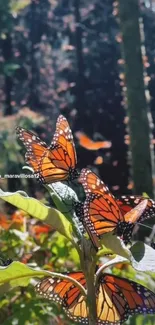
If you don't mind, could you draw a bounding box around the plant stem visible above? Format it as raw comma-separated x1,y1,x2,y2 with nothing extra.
80,238,98,325
86,266,97,325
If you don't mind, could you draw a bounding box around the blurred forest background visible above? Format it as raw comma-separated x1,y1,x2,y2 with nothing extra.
1,0,155,324
1,0,155,195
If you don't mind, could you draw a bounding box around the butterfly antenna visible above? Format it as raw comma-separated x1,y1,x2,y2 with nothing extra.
137,222,153,230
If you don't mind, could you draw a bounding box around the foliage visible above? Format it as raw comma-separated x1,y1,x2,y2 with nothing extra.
0,109,45,192
0,0,155,324
1,0,155,195
1,0,155,194
0,161,155,324
0,207,79,325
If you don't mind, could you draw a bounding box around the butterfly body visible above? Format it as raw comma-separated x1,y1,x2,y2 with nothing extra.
115,221,135,244
74,201,85,221
36,271,155,324
16,115,78,184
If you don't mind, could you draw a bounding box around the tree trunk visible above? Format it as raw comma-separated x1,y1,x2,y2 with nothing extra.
29,0,40,111
2,34,13,116
118,0,154,198
74,0,86,117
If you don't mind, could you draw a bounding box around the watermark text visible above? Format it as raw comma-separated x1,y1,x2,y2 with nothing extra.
0,174,38,179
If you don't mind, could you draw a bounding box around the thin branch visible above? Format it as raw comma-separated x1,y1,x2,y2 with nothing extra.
95,256,129,284
36,270,87,297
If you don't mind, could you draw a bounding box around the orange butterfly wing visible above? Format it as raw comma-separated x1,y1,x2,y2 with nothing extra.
16,115,78,183
79,168,123,247
123,199,148,223
38,149,71,183
16,128,48,162
98,274,155,324
116,195,155,223
16,127,49,181
43,115,78,182
36,271,155,324
79,169,148,247
75,131,111,150
35,272,88,324
52,115,77,169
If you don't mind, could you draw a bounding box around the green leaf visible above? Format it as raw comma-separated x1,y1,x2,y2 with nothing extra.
130,241,155,272
101,235,155,273
0,261,86,296
100,233,131,259
142,192,150,198
0,261,48,293
0,189,72,241
46,182,83,238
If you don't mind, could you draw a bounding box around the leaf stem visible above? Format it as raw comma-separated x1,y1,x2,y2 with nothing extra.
86,267,97,325
80,238,98,325
95,256,128,285
43,271,87,296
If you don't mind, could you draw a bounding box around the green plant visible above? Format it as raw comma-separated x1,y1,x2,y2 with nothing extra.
0,119,155,325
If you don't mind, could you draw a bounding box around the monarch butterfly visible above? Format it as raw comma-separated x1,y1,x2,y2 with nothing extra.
16,115,78,183
75,131,111,150
116,195,155,222
35,271,155,324
78,169,148,248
